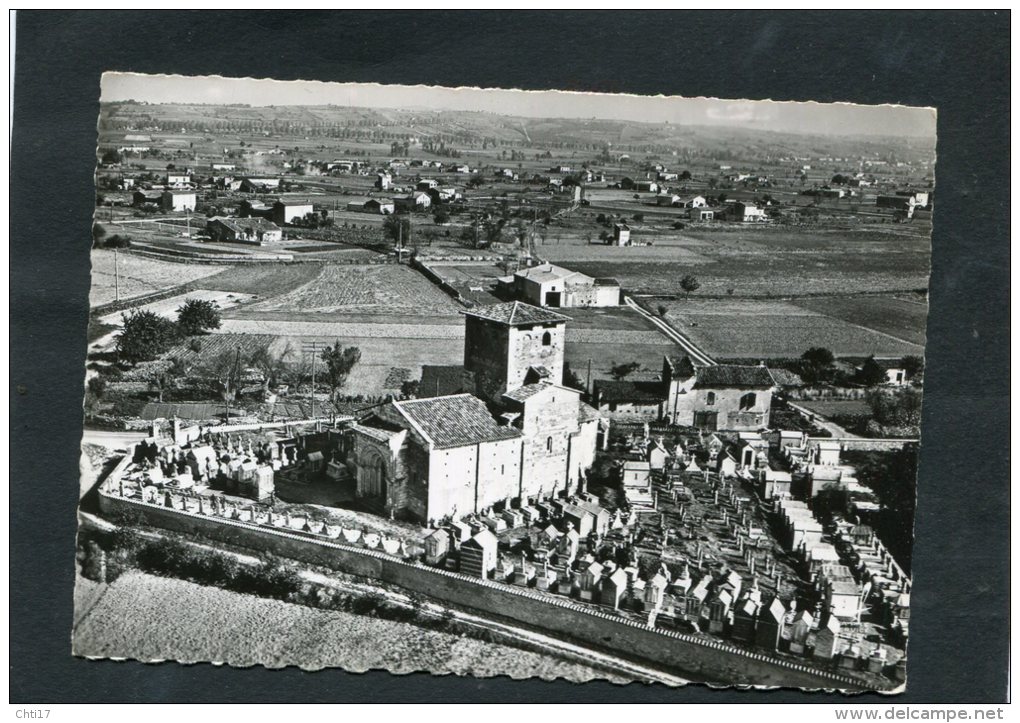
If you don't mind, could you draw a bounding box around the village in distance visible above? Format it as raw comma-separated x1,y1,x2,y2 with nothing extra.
77,80,932,691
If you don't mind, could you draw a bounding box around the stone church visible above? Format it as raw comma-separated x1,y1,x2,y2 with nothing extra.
350,302,602,524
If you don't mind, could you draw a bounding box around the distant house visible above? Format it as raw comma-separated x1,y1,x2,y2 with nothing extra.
416,178,439,191
166,172,192,188
206,216,283,245
132,190,162,207
240,177,281,193
362,198,395,215
729,201,768,223
212,163,236,172
272,200,314,226
688,207,715,222
395,191,432,211
375,173,393,190
678,195,707,208
611,223,632,246
513,263,619,308
160,190,196,213
656,194,682,207
635,180,659,193
592,380,665,421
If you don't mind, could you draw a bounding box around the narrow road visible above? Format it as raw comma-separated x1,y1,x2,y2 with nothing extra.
785,400,862,439
624,296,716,366
81,428,148,450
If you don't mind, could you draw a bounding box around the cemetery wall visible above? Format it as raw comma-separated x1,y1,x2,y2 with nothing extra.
98,489,875,690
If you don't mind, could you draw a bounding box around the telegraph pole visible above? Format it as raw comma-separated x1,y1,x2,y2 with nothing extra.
114,247,121,302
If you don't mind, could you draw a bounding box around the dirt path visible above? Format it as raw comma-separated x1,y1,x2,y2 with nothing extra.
786,401,862,439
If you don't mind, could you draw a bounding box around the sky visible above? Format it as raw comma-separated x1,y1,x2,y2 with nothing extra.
102,73,937,139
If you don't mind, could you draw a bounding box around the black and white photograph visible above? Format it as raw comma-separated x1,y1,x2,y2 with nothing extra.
69,72,938,693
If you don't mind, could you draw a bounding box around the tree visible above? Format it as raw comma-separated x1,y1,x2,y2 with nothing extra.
116,310,181,364
247,344,292,394
798,347,836,385
321,343,362,403
176,298,222,336
610,361,641,381
400,379,420,399
857,356,888,387
100,149,122,165
432,208,449,225
466,173,486,189
679,274,701,300
901,355,924,379
802,347,835,367
92,223,107,247
680,170,692,181
383,214,411,245
144,357,188,403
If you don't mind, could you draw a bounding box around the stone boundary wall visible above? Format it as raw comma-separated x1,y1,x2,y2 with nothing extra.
97,489,877,690
809,436,918,452
411,259,474,308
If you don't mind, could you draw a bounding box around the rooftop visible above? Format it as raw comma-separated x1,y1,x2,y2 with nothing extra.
463,301,570,327
696,364,776,389
393,394,521,450
593,379,665,404
514,263,587,283
208,216,281,234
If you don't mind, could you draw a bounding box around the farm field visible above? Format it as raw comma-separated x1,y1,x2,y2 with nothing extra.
200,263,325,297
558,226,931,297
796,399,873,418
242,264,463,317
96,289,256,326
89,250,228,306
72,571,619,681
792,295,929,346
656,299,925,359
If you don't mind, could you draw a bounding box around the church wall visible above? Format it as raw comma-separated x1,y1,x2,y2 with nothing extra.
475,437,524,511
427,445,479,522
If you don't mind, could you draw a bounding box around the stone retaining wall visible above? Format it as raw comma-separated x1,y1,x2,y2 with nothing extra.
97,489,880,690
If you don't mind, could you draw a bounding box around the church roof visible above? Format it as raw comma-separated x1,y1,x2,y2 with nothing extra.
463,301,570,326
696,364,776,389
594,379,665,403
393,394,521,450
502,383,551,402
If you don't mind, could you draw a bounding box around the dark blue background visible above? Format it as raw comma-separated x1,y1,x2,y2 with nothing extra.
10,10,1010,703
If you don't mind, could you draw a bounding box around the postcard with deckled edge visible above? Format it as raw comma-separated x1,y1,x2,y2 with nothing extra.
76,73,932,692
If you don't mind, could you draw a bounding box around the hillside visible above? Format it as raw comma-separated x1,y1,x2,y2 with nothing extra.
99,102,935,163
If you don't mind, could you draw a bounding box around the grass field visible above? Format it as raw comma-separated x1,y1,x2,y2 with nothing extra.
792,295,929,346
243,264,463,317
797,399,873,418
559,226,931,297
72,571,618,680
657,299,925,359
199,264,325,298
89,250,228,306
